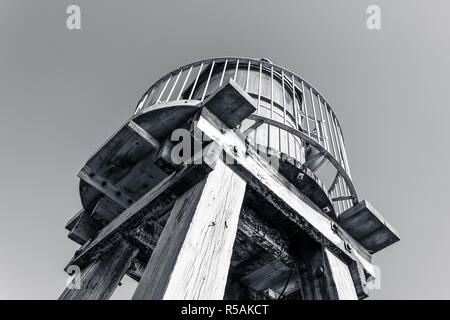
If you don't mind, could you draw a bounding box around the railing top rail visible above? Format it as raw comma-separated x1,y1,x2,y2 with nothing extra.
135,57,345,140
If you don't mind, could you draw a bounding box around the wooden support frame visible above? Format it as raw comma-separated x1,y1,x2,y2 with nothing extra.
132,160,247,300
195,107,375,280
69,142,222,270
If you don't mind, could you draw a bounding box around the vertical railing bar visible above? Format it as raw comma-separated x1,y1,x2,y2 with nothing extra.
147,86,156,105
292,75,298,130
282,70,286,125
310,88,321,145
301,81,311,137
334,120,347,172
157,75,171,103
219,59,228,86
177,65,193,100
269,65,274,150
337,124,352,179
331,113,345,168
166,69,182,102
245,60,251,92
345,183,352,209
338,176,347,212
258,62,262,114
270,66,274,118
188,62,204,100
201,60,215,101
324,103,337,158
234,59,240,81
318,96,330,152
136,93,147,112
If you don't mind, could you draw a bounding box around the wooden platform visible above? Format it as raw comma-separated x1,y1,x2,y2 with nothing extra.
338,200,400,253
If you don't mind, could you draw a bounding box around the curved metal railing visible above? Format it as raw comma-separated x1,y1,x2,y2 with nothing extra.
134,57,357,216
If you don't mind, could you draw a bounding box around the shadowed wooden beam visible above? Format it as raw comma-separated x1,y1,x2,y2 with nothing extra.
200,79,257,129
59,238,138,300
195,107,375,280
293,232,340,300
68,210,101,245
132,160,247,300
239,206,293,268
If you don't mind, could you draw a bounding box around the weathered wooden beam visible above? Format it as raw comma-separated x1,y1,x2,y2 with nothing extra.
200,79,257,129
325,248,358,300
65,210,83,231
78,166,136,209
338,200,400,253
127,221,163,252
195,107,375,279
239,206,293,268
241,259,292,293
68,210,101,245
127,120,160,150
132,160,247,300
70,142,222,270
59,238,138,300
91,197,124,224
293,232,339,300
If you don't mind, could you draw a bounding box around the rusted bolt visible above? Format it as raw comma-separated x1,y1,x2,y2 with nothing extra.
344,242,352,253
331,222,338,233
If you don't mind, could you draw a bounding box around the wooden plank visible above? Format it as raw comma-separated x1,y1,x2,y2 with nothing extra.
78,166,136,209
59,238,138,300
325,248,358,300
241,260,291,292
338,200,400,253
195,108,375,279
68,210,101,245
294,231,339,300
127,120,160,150
200,79,257,128
132,160,247,300
70,142,222,269
91,197,123,224
65,210,83,231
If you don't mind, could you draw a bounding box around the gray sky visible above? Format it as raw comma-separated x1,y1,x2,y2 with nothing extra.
1,0,449,299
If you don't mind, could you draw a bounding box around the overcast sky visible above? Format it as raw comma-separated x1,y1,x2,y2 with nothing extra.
1,0,449,299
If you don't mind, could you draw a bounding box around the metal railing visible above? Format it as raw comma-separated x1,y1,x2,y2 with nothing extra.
134,57,357,216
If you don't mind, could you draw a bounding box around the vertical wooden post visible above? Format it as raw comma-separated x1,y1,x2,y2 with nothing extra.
59,238,138,300
294,232,358,300
132,160,247,300
296,234,357,300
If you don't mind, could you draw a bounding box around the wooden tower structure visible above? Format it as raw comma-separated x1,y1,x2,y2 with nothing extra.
61,57,399,300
